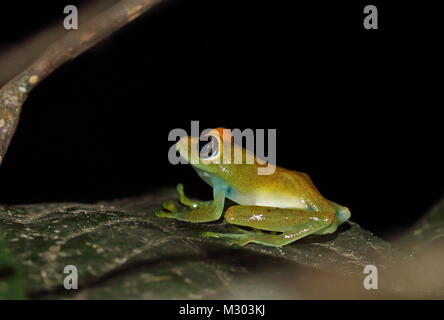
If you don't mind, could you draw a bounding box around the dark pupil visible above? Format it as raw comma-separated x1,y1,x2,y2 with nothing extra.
199,136,218,159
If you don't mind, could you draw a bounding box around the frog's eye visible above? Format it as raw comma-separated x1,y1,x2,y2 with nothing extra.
199,134,220,160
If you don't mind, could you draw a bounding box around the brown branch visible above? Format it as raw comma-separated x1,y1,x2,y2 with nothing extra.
0,0,166,165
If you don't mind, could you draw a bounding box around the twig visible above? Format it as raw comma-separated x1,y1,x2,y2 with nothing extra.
0,0,165,165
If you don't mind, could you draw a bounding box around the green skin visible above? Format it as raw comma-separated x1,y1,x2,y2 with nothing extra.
156,132,351,247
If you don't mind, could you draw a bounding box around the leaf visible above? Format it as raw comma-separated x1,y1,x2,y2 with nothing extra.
395,196,444,254
0,237,25,299
0,188,437,299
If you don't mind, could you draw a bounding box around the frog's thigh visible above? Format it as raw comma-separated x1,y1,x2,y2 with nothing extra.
224,205,334,231
222,206,335,247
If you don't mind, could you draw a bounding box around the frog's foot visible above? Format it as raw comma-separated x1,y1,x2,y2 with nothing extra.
155,209,175,219
202,226,270,246
201,231,253,247
155,198,224,223
163,200,177,211
227,225,267,235
155,199,190,219
202,221,332,247
155,199,178,217
155,185,226,223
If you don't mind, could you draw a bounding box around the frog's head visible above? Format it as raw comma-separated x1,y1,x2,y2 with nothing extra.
176,128,254,187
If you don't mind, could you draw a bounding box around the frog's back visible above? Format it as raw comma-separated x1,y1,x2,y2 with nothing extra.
227,165,331,211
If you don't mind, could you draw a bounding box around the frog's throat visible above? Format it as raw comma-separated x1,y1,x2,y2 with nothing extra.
192,166,224,189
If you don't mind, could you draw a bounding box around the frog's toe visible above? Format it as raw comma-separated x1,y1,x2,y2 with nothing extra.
201,231,223,238
154,209,170,218
201,231,251,247
227,225,265,235
176,183,185,195
162,200,177,212
155,209,185,219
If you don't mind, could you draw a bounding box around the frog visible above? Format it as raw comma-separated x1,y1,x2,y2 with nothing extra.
155,128,351,247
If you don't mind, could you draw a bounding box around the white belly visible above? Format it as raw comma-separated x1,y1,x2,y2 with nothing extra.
228,190,307,209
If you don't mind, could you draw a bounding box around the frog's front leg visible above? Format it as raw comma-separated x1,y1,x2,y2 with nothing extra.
203,206,336,247
155,184,226,223
175,183,212,208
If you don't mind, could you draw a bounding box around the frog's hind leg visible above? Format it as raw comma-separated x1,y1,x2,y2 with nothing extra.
203,205,335,247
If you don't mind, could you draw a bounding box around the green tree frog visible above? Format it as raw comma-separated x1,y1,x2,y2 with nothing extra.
156,128,351,247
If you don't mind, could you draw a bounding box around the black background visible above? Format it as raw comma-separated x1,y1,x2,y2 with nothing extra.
0,1,441,237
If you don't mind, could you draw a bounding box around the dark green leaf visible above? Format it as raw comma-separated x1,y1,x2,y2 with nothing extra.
0,237,25,299
396,196,444,254
0,189,438,299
